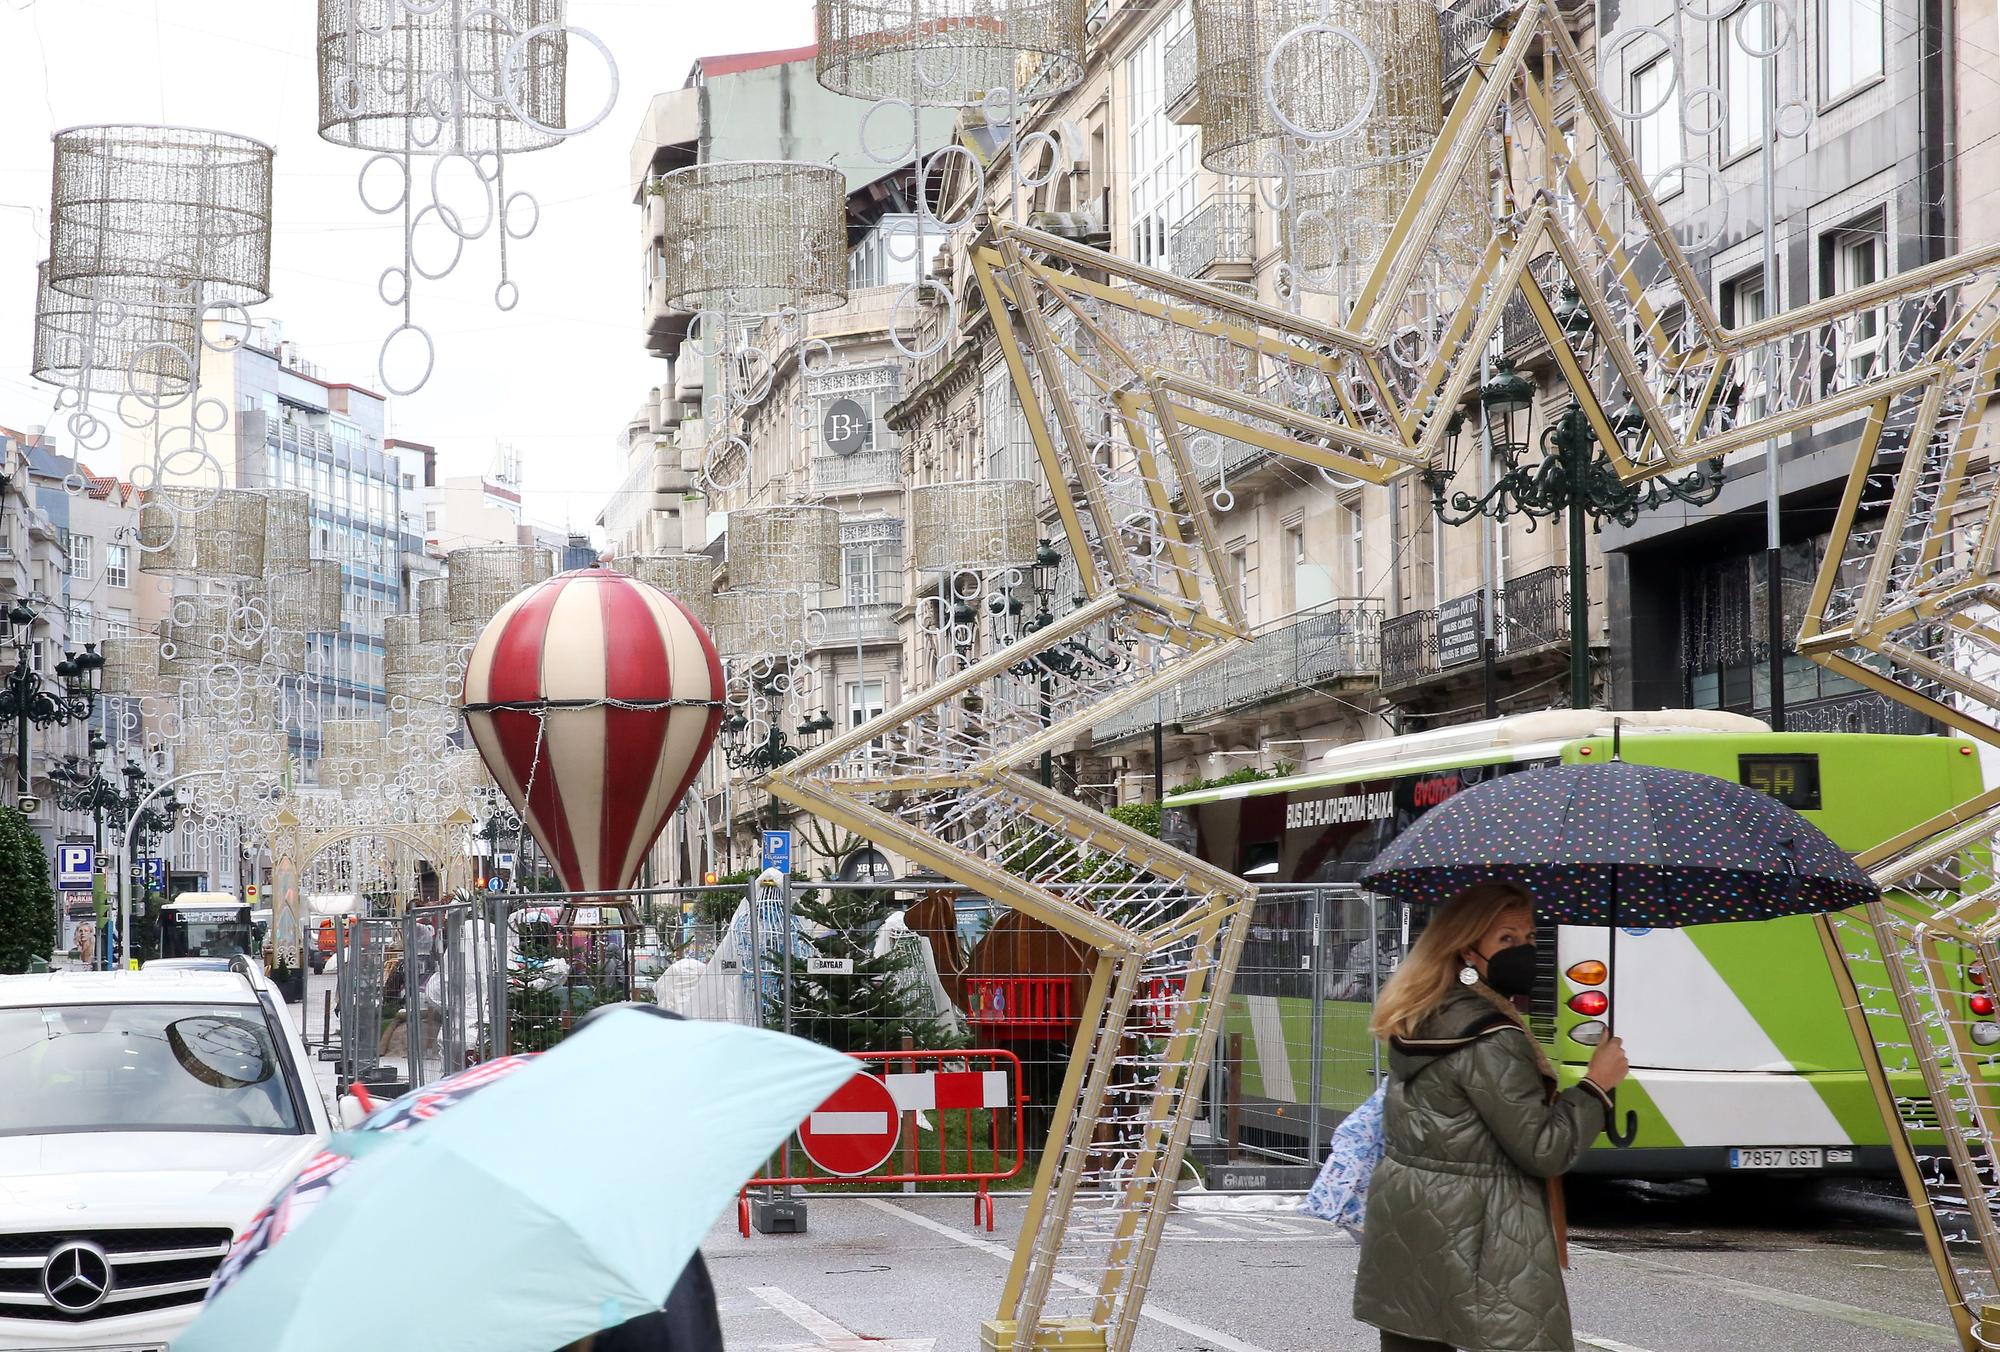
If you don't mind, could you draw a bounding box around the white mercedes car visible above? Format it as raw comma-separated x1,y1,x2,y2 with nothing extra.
0,963,331,1350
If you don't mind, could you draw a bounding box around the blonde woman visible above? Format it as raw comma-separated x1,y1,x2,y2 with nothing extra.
1353,883,1628,1352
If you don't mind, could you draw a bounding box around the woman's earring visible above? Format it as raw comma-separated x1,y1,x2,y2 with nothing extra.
1458,964,1480,986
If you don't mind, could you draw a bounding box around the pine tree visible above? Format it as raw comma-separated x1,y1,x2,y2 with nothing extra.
776,882,962,1054
0,808,56,974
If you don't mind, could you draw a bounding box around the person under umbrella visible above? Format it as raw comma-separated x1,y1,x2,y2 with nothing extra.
1349,882,1626,1352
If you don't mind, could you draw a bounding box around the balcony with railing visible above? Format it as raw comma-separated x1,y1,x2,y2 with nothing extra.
1500,288,1552,365
1093,599,1383,742
1380,566,1572,693
1170,193,1256,282
1166,27,1200,124
811,448,901,494
813,601,900,649
1442,0,1515,89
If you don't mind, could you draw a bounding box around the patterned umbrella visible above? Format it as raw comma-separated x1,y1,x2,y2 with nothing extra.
1356,759,1876,925
1357,755,1878,1146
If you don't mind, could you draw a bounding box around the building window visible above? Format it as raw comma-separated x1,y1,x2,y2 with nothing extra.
67,534,91,581
70,600,92,644
1631,57,1683,197
846,679,887,729
1724,272,1769,421
104,542,128,589
1338,493,1366,596
425,508,439,534
981,365,1037,482
1280,520,1304,614
1827,217,1886,385
842,534,903,608
1723,4,1771,157
1126,4,1198,269
1823,0,1884,97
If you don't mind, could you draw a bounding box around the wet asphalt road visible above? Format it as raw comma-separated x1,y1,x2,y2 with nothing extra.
705,1178,1957,1352
283,977,1955,1350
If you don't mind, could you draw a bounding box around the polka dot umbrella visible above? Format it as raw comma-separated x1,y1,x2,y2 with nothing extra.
1357,746,1878,1144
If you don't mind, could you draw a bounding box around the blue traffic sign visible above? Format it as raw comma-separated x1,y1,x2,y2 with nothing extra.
487,876,505,892
130,857,166,891
55,843,93,892
762,830,793,875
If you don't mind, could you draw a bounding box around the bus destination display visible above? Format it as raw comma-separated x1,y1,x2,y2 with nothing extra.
1737,754,1822,810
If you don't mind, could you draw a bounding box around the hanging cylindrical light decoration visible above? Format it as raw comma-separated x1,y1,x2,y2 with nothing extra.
260,489,315,573
727,505,841,594
655,161,849,318
912,480,1039,572
31,262,199,400
318,717,386,794
615,553,718,629
138,486,269,578
260,559,345,634
815,0,1088,108
417,576,451,644
47,124,275,308
99,633,164,699
445,546,557,643
160,593,261,680
1194,0,1442,177
710,589,814,659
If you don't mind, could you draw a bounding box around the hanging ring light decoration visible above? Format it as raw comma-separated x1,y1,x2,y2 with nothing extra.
316,0,619,394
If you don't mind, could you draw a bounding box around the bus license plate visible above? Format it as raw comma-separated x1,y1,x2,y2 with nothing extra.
1729,1147,1823,1170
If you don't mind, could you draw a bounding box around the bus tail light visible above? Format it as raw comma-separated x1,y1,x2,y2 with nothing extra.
1975,1023,2000,1047
1972,965,1988,987
1972,994,1996,1018
1568,991,1609,1017
1566,960,1607,986
1568,1020,1606,1046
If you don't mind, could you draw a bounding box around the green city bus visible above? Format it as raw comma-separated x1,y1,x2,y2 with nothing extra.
1162,709,1983,1178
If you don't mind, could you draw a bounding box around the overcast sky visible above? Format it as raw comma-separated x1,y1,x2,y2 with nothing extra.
0,0,820,536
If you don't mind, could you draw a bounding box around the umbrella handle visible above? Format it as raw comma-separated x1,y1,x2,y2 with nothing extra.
1605,1100,1638,1148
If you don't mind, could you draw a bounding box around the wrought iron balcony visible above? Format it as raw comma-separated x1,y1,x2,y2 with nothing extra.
1500,289,1552,363
811,448,900,494
1442,0,1515,89
813,601,900,649
1093,599,1383,742
1498,564,1569,654
1381,609,1437,690
1170,193,1255,280
1165,27,1199,123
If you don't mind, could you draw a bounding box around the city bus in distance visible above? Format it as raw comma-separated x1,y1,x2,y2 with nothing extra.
1161,709,1983,1178
159,894,256,963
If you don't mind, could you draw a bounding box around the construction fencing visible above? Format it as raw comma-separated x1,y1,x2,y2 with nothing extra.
333,879,1397,1183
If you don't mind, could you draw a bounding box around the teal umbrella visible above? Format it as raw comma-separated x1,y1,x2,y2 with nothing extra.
176,1009,856,1352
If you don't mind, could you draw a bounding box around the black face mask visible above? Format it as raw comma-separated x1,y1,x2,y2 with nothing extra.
1481,943,1539,998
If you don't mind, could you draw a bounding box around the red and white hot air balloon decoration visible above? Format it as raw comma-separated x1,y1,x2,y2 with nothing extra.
460,568,724,896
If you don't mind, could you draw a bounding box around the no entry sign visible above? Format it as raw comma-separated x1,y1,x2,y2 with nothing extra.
797,1070,900,1177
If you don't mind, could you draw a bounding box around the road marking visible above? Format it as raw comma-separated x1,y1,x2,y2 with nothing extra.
1579,1336,1657,1352
1579,1247,1957,1346
747,1284,936,1352
857,1197,1282,1352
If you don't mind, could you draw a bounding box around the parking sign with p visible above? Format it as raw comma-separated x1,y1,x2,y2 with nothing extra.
56,844,93,891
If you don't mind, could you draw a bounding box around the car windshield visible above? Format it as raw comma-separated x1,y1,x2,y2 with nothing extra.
0,1003,302,1136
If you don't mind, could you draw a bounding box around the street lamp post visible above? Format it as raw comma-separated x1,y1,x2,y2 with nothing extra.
115,769,216,970
0,602,104,806
53,750,183,968
1423,341,1727,712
